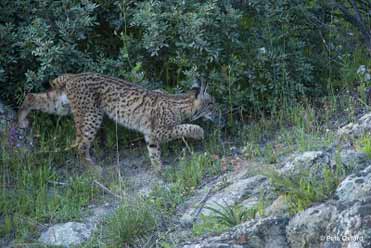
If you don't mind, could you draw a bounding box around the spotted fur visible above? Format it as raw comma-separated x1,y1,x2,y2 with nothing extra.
18,72,221,171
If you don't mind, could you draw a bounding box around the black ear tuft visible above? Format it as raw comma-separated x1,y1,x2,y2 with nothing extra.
191,79,201,98
191,85,201,98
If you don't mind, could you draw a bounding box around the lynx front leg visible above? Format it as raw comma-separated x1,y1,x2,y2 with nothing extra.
76,111,104,166
158,124,204,142
146,124,204,172
144,136,162,173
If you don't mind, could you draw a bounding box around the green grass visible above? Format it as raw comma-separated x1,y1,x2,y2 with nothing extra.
1,88,363,246
147,152,223,216
101,199,157,247
356,134,371,158
147,183,184,216
204,202,257,227
172,153,222,191
192,214,230,237
242,123,336,164
240,99,350,164
0,155,99,242
0,115,102,243
0,107,228,246
82,149,225,247
264,164,346,215
192,203,257,236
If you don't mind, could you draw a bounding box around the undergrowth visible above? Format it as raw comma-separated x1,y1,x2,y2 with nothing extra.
241,95,359,163
265,163,347,215
0,89,365,246
81,152,224,247
0,115,103,243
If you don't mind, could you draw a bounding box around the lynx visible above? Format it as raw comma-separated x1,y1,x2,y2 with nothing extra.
18,73,222,171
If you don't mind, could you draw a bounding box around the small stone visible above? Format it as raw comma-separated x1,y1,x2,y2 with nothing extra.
264,195,289,217
39,222,92,247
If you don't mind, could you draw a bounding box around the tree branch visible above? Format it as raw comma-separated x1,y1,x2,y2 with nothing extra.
331,0,371,54
349,0,368,34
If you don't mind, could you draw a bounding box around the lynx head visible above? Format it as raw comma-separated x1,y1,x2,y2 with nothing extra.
190,79,225,127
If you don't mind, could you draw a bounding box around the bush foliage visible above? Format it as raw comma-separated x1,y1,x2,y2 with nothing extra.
0,0,367,114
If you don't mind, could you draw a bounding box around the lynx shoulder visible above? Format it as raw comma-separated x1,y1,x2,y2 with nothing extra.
17,73,223,171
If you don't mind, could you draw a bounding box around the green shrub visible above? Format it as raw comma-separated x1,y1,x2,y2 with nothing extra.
1,0,360,116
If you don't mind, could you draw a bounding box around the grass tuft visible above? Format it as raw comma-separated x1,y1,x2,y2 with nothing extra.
204,202,257,227
265,164,346,215
192,203,257,236
356,134,371,158
103,199,157,247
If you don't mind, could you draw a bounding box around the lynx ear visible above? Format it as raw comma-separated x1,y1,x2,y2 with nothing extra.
191,79,201,98
191,78,208,98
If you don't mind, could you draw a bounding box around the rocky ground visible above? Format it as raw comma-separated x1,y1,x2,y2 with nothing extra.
178,115,371,248
1,100,371,248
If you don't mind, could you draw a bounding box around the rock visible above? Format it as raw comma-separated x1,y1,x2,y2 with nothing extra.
286,203,337,248
338,112,371,138
324,197,371,248
200,175,267,216
339,149,369,172
264,195,289,217
39,203,116,247
85,203,117,226
278,151,332,176
278,145,370,178
39,222,92,247
335,165,371,203
180,185,212,225
182,216,289,248
240,196,259,210
286,165,371,248
179,166,274,225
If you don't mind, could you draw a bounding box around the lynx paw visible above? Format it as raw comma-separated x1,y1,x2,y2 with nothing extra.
150,159,163,175
192,126,204,140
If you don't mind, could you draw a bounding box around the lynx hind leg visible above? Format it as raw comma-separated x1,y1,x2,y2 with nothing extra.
75,110,104,166
144,135,163,172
